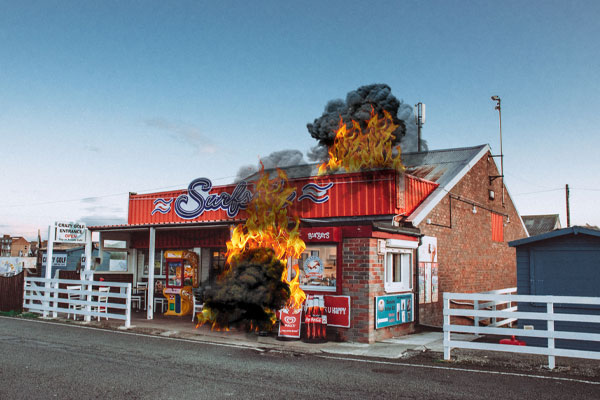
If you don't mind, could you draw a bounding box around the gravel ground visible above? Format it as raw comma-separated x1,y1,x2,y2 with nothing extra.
401,348,600,381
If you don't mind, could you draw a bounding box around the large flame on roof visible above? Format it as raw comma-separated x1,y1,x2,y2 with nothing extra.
318,108,406,175
196,165,306,331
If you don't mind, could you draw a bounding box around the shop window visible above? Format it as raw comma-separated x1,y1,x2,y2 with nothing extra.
209,249,227,286
385,248,412,293
292,244,337,292
109,251,128,272
139,250,164,276
104,240,127,248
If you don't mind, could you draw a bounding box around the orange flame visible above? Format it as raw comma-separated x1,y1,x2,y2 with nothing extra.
196,165,306,331
227,166,307,308
318,108,406,175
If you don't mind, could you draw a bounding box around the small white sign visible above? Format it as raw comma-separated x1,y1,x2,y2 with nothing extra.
54,221,87,244
42,253,68,267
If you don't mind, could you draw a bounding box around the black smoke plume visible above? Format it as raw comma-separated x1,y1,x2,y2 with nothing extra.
306,83,426,160
235,149,307,182
202,248,290,331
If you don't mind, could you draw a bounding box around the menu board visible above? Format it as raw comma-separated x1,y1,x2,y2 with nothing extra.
375,293,414,329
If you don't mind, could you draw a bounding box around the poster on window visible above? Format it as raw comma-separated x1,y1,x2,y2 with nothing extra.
418,263,425,303
431,263,439,302
425,263,432,303
294,244,337,292
419,236,438,263
418,236,438,304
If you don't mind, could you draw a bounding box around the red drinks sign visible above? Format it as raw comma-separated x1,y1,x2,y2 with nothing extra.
324,295,351,328
278,308,302,338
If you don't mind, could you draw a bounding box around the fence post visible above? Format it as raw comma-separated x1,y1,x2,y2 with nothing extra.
52,280,58,318
547,301,555,370
474,299,479,335
443,293,451,360
125,283,131,328
22,276,29,309
85,279,92,323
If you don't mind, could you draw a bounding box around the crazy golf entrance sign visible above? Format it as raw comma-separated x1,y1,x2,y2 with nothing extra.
45,221,89,279
54,221,87,244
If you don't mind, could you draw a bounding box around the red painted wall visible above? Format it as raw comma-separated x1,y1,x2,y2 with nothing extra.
127,171,437,225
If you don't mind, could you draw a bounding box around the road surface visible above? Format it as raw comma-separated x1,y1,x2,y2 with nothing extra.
1,317,598,399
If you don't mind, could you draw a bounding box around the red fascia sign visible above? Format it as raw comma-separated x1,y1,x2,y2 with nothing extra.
300,227,341,242
278,308,302,338
324,295,351,328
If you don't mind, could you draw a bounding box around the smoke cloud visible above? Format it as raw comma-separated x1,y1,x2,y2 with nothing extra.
306,83,426,160
202,248,290,331
235,149,307,181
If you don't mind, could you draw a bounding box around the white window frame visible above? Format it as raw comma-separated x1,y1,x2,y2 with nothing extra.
384,249,412,293
384,239,417,293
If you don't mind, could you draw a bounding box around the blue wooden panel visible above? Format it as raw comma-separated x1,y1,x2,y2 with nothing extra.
515,248,530,295
514,232,600,351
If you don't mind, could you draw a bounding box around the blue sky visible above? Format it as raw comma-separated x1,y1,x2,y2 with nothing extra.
1,1,599,240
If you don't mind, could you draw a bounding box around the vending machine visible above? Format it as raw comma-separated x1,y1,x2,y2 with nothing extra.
162,250,199,316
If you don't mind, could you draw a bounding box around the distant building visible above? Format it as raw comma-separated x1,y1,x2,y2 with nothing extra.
521,214,561,237
10,236,31,257
0,235,11,257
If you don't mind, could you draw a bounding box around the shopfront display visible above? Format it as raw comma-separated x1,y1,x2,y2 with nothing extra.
162,250,199,317
294,227,341,294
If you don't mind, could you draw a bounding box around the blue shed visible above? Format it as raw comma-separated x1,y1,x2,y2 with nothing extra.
508,226,600,350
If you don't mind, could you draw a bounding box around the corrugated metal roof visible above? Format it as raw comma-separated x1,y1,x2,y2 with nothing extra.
240,145,488,185
509,226,600,247
403,144,488,188
521,214,561,236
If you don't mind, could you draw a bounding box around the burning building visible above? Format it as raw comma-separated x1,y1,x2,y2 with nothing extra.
88,143,526,343
87,85,526,342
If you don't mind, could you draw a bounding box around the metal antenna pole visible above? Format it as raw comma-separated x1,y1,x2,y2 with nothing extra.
566,184,571,227
414,103,425,152
491,96,504,206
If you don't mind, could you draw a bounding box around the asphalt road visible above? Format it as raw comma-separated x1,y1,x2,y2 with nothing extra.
1,317,598,399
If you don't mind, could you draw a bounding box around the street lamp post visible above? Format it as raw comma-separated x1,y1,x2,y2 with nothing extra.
491,96,504,206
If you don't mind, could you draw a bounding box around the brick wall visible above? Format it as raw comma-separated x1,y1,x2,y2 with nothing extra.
417,152,527,326
340,237,416,343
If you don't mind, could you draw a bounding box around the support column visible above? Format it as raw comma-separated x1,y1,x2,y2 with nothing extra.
84,229,92,272
84,229,93,322
147,227,156,320
44,225,55,318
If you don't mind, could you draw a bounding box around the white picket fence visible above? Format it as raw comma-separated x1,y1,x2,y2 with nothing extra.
444,291,600,369
473,287,518,333
23,277,132,328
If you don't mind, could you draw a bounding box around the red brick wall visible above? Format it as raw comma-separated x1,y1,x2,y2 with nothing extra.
417,152,527,326
339,237,415,343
